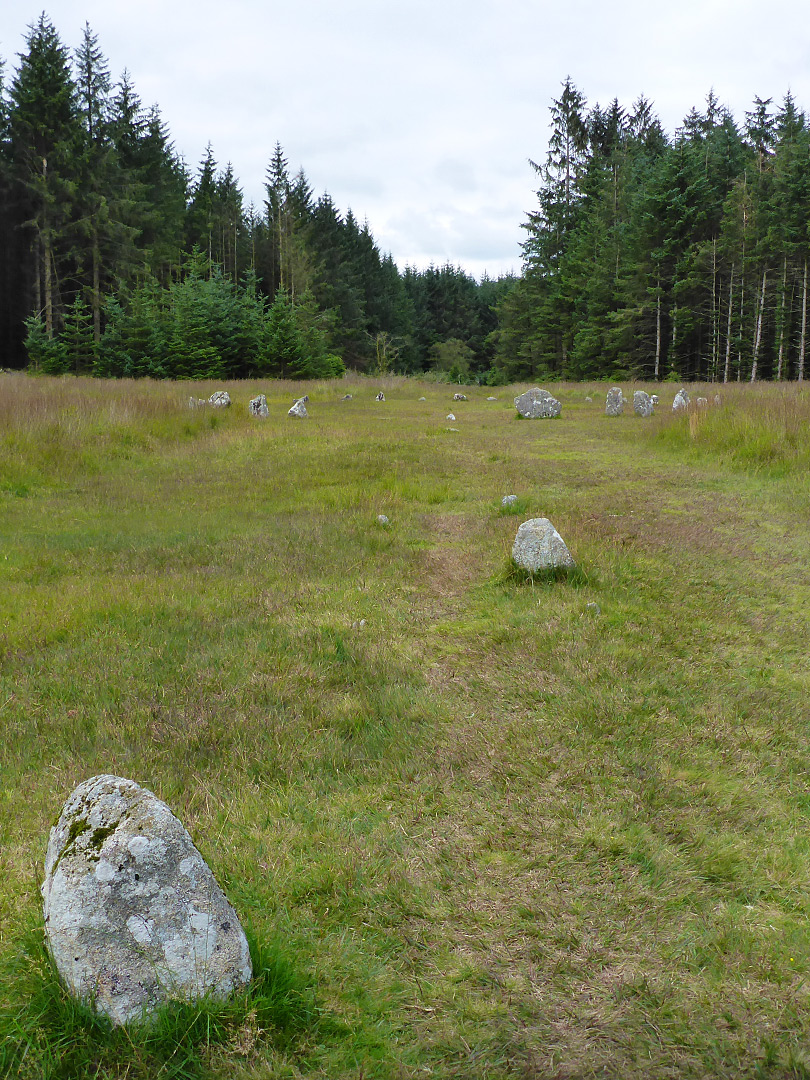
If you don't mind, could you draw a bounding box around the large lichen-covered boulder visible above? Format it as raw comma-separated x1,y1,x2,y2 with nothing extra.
512,518,575,572
514,387,562,419
605,387,625,416
633,390,654,417
42,775,252,1026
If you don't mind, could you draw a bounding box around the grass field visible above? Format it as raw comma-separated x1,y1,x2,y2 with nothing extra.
1,373,809,1079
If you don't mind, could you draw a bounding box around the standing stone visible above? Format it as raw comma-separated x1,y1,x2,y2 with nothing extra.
633,390,654,417
650,394,660,405
341,394,353,400
713,394,722,406
486,396,498,401
42,775,252,1027
453,393,467,401
188,397,208,409
672,388,690,410
446,413,456,421
605,387,625,416
208,391,231,407
514,387,562,419
585,396,593,402
502,494,518,508
418,396,427,401
375,391,385,401
512,518,575,572
376,514,390,526
697,396,708,407
288,400,308,418
248,394,268,418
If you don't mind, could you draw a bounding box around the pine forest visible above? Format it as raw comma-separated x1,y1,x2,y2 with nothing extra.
1,17,809,385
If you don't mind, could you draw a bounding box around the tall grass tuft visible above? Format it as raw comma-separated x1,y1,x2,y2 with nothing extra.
651,382,810,474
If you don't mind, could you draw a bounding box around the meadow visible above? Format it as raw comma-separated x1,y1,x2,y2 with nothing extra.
1,372,809,1079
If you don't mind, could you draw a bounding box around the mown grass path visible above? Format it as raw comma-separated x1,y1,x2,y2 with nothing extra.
1,375,809,1078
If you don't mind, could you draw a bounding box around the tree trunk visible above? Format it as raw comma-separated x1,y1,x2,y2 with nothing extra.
799,259,807,382
91,228,101,343
750,268,767,382
723,265,734,383
776,255,787,380
42,156,53,338
654,278,661,380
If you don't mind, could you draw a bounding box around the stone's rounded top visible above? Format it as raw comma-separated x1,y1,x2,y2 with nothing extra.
418,396,427,401
208,391,231,407
43,775,252,1027
288,400,308,418
512,517,575,572
446,413,456,421
486,396,498,401
514,387,562,419
295,395,309,403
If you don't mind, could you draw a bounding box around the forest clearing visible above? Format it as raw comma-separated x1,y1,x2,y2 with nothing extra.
1,374,809,1078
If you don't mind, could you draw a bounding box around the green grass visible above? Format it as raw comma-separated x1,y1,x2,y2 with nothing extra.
2,372,810,1077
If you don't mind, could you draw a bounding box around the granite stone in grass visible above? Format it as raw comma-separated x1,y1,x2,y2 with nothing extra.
512,518,575,572
209,391,231,407
288,400,308,418
42,775,252,1027
502,494,518,508
375,391,385,401
514,387,561,419
605,387,625,416
249,394,269,418
453,393,467,401
633,390,654,417
672,388,690,410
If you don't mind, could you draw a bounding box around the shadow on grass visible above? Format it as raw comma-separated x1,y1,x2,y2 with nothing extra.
0,923,319,1080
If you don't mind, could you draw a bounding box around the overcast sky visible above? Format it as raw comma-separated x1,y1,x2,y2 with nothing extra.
2,1,809,279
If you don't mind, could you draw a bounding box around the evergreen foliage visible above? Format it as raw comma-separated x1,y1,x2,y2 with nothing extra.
494,79,810,382
3,20,809,382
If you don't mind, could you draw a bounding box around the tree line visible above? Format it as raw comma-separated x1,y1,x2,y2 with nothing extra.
2,21,807,384
0,15,509,380
492,78,810,383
